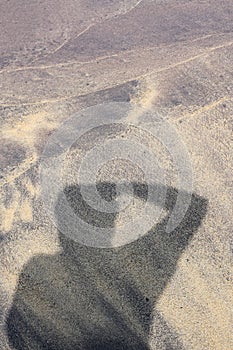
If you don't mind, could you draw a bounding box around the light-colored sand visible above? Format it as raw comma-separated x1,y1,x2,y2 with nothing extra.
0,1,232,349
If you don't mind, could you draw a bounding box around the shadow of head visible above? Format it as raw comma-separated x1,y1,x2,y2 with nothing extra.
58,181,208,250
6,182,208,350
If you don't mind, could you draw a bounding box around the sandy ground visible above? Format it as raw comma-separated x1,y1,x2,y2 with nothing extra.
0,1,233,349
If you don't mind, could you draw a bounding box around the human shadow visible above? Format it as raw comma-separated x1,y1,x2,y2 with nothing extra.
7,182,208,350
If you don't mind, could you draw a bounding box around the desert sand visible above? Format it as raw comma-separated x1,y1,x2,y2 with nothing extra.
0,1,232,349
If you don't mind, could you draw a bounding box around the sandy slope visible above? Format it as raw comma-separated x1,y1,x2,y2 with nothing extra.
0,1,232,349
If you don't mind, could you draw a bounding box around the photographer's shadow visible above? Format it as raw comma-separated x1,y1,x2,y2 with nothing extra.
7,182,208,350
